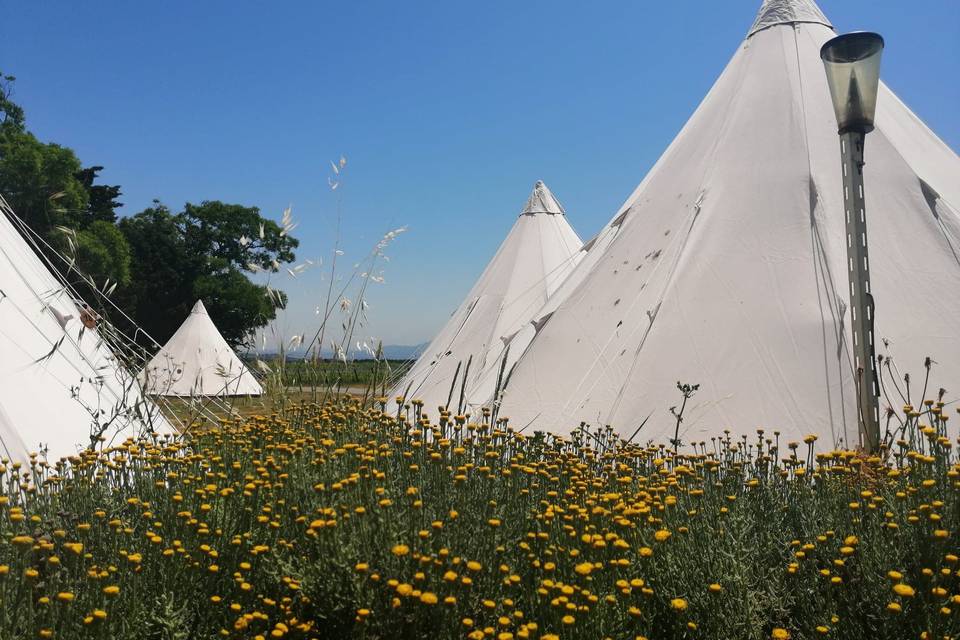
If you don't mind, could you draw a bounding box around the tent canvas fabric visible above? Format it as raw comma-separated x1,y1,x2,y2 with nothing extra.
498,0,960,446
141,300,263,397
394,181,583,413
0,199,172,465
0,402,28,466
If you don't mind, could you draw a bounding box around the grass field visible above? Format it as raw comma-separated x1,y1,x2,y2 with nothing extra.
257,358,413,391
156,358,414,427
0,398,956,639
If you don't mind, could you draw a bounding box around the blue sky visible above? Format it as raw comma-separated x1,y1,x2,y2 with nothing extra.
3,1,958,347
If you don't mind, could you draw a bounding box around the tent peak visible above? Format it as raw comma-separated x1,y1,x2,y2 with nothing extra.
191,300,208,315
747,0,832,37
520,180,565,216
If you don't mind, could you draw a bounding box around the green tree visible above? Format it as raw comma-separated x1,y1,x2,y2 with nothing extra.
119,201,294,348
181,200,297,272
118,204,199,344
75,165,122,225
72,220,132,288
0,129,89,236
0,73,25,135
2,71,297,350
0,71,130,295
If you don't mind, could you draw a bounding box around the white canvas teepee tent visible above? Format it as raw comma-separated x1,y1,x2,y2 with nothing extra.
499,0,960,446
141,300,263,397
0,197,172,465
394,181,583,413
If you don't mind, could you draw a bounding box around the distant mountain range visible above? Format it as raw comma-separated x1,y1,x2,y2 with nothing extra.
374,343,427,360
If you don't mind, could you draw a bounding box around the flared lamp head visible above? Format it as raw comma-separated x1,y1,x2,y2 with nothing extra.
820,32,884,134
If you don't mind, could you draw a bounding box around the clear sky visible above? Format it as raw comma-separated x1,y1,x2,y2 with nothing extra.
3,1,958,348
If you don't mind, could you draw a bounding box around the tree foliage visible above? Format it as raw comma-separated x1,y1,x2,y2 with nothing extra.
75,166,122,225
72,220,132,288
0,128,89,236
181,200,297,273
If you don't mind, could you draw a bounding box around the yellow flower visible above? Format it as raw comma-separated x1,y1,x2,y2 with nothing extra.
561,615,575,625
419,592,438,605
391,544,409,557
892,584,915,598
574,562,593,576
670,598,687,611
886,602,902,613
654,529,672,542
708,583,723,593
56,592,75,602
771,629,790,640
467,561,482,572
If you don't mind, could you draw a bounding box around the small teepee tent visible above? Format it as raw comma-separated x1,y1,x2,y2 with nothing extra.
141,300,263,397
499,0,960,446
394,181,583,413
0,196,171,464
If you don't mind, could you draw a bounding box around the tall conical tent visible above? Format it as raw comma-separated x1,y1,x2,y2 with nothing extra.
141,300,263,396
394,181,583,413
0,197,172,465
499,0,960,446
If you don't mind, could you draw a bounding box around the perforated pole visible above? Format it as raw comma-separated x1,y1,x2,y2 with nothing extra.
839,130,880,451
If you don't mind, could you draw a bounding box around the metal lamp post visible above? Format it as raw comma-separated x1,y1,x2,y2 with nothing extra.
820,32,885,451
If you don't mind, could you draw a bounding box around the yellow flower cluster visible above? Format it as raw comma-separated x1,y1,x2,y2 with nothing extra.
0,398,955,639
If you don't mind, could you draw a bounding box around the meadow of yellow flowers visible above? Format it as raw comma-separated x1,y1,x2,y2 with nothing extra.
0,398,956,639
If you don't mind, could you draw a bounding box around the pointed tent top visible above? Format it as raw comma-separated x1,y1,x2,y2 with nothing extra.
520,180,565,216
747,0,831,37
191,300,208,315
